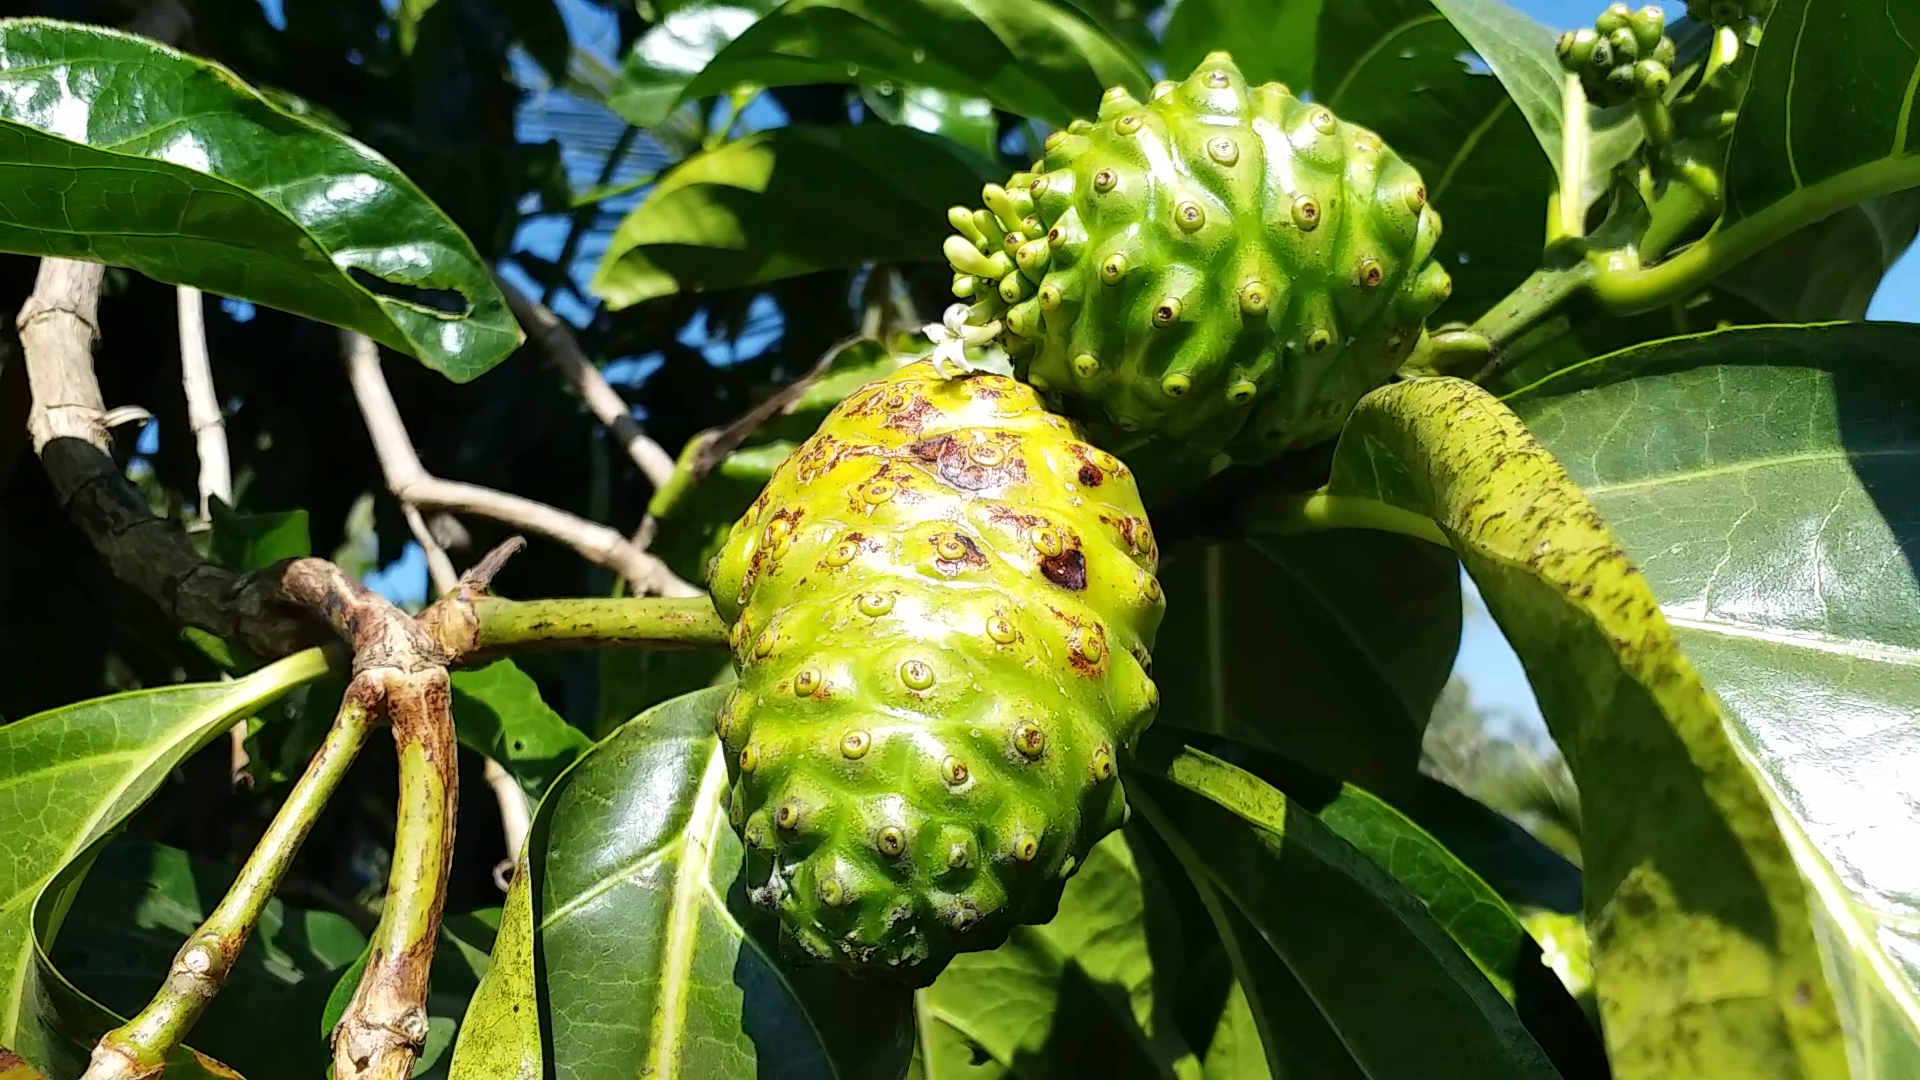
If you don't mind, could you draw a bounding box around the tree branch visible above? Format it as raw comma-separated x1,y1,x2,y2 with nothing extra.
275,559,461,1080
82,684,377,1080
496,274,676,489
176,285,231,524
16,258,322,658
342,330,699,597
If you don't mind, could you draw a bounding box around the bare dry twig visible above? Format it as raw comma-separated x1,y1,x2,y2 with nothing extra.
343,330,699,597
496,273,677,489
362,381,534,893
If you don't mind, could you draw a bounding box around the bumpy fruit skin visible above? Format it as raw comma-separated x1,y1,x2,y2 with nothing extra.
943,51,1451,463
706,359,1163,984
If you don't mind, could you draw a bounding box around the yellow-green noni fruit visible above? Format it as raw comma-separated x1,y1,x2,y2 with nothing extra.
707,359,1163,984
944,51,1452,462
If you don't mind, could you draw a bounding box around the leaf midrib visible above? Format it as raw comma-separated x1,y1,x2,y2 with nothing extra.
1576,445,1916,497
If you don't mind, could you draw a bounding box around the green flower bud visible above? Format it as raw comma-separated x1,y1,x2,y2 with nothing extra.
1595,2,1633,34
1630,5,1667,52
1607,26,1641,64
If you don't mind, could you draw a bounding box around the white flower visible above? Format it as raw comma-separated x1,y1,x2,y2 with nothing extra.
922,303,1004,378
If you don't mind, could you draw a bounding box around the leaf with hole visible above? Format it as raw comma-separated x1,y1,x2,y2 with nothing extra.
0,18,520,380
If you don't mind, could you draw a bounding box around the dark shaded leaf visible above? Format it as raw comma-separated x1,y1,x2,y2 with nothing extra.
676,0,1151,127
1153,534,1460,800
51,840,365,1079
1316,0,1558,322
1136,742,1558,1078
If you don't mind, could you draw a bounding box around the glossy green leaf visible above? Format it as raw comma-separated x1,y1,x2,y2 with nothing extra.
1315,376,1847,1080
0,648,334,1077
447,855,540,1080
1427,0,1643,216
1153,534,1460,800
1397,775,1583,915
861,83,1000,161
449,660,590,797
1724,0,1920,228
0,19,520,381
1508,323,1920,1078
521,687,915,1079
1161,0,1321,91
1136,743,1558,1078
608,0,781,128
910,829,1197,1077
50,840,365,1078
206,500,311,573
1316,0,1557,322
675,0,1152,127
590,124,999,309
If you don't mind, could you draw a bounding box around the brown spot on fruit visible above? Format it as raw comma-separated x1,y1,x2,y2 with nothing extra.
1040,548,1088,590
1079,463,1103,486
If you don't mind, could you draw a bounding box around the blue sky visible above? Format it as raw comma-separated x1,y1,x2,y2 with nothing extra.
347,0,1920,725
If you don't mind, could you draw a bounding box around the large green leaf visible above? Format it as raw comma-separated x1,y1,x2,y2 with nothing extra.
0,648,334,1076
50,840,366,1078
608,0,782,128
674,0,1152,127
1310,376,1847,1079
1153,534,1461,800
1315,0,1557,322
1508,323,1920,1077
1135,743,1558,1078
1723,0,1920,228
589,124,999,309
0,19,519,380
910,829,1197,1077
1160,0,1320,91
448,660,590,797
466,686,915,1079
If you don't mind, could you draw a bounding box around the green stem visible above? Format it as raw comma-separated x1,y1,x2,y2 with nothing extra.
86,689,374,1078
1240,490,1450,548
1590,154,1920,314
471,595,728,655
331,670,457,1080
1551,73,1590,244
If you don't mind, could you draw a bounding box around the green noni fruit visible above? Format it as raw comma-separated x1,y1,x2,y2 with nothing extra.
943,51,1452,463
706,359,1163,984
